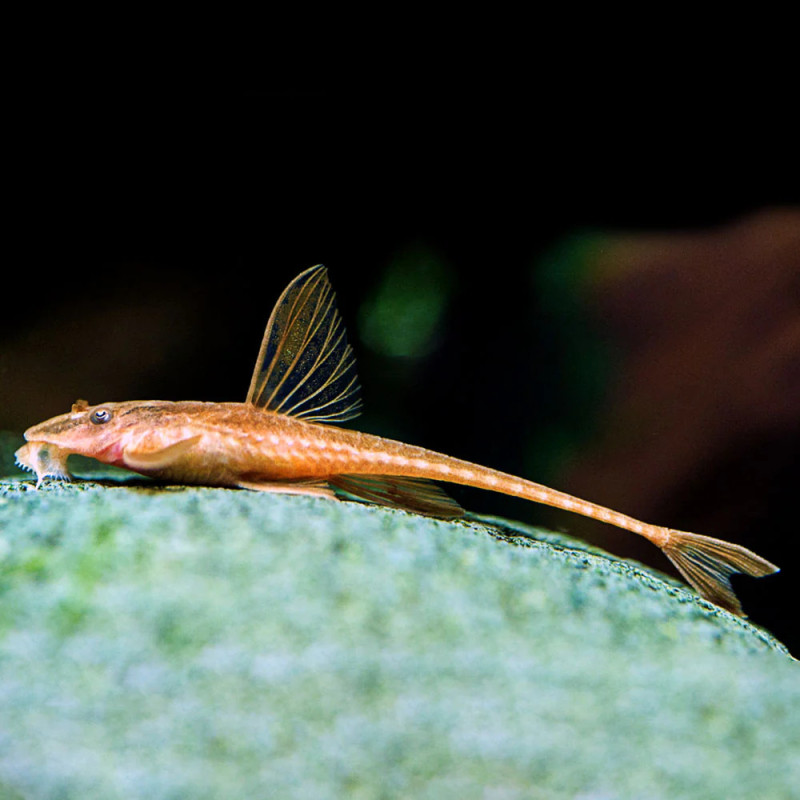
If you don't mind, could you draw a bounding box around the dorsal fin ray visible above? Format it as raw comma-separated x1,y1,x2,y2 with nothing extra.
246,265,363,423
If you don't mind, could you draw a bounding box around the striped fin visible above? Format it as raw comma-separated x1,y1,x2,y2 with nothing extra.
246,265,363,423
330,474,464,518
662,530,779,615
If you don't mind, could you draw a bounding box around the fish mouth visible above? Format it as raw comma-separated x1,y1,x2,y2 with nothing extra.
15,441,74,487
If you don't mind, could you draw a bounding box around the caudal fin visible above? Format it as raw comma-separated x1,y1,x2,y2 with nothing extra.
662,530,779,616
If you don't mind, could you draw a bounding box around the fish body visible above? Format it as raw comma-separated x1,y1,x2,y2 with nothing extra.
15,265,779,614
19,399,669,533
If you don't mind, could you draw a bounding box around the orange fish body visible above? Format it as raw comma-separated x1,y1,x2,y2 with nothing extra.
16,265,779,615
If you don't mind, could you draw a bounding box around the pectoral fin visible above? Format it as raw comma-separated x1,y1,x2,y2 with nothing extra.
123,435,202,471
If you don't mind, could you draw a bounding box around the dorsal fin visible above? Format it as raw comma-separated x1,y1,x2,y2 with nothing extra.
246,265,363,423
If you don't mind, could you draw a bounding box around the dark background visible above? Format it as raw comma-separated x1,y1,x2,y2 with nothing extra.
2,90,797,652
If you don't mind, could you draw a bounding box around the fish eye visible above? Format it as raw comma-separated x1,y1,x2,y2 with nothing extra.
90,408,113,425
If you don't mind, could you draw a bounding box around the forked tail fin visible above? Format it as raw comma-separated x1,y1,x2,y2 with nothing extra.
661,530,779,616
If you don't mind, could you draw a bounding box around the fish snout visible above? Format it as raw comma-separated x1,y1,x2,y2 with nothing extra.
23,411,82,443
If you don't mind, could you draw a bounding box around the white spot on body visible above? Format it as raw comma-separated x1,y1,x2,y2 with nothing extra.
332,445,359,464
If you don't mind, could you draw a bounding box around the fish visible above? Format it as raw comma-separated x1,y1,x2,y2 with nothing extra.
16,264,779,615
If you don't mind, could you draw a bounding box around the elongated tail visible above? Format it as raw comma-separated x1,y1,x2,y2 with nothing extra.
404,458,781,615
281,427,781,615
660,529,779,615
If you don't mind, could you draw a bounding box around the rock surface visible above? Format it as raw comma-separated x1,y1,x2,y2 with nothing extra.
0,438,797,799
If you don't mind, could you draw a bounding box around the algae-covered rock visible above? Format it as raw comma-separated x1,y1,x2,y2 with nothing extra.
0,436,797,800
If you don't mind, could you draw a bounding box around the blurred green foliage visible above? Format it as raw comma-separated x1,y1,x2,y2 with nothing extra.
0,432,21,479
358,246,454,360
528,233,616,480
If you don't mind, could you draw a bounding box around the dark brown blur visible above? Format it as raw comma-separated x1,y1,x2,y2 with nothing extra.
564,210,800,524
537,211,800,649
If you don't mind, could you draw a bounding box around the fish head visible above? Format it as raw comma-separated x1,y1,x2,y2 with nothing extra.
15,399,170,484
